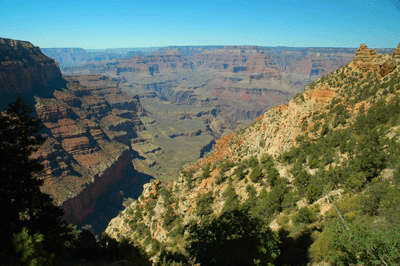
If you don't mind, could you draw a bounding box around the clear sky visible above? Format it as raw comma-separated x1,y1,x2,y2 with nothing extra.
1,0,399,49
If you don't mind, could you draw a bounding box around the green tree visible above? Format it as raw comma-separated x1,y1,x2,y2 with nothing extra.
351,129,386,183
0,98,65,263
324,219,400,265
250,165,263,183
195,191,214,217
12,227,55,266
187,208,279,266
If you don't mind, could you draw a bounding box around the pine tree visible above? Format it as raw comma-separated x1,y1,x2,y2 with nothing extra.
0,97,65,259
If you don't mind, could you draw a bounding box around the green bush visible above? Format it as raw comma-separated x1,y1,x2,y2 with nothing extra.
13,228,55,266
306,185,323,203
250,165,263,183
196,191,214,217
163,206,177,229
187,208,279,266
267,167,279,187
201,163,212,180
293,207,315,225
235,163,247,180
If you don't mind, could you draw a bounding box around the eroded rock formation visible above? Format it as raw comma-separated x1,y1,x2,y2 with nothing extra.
0,38,154,229
395,43,400,56
0,38,62,106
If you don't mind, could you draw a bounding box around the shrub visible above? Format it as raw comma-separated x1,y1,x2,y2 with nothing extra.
13,228,55,266
306,185,323,203
293,207,315,225
187,208,279,266
201,163,212,180
250,165,263,183
196,191,214,217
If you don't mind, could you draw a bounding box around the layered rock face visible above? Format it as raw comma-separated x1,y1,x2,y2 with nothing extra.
34,74,149,224
63,54,193,76
195,46,279,71
116,54,193,75
352,43,377,70
0,38,155,228
0,38,62,106
350,43,397,77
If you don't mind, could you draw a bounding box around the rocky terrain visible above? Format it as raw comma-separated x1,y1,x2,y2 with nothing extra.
0,38,62,107
105,44,400,264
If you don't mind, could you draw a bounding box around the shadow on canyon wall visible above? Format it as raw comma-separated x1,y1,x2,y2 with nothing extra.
0,77,67,111
77,162,153,236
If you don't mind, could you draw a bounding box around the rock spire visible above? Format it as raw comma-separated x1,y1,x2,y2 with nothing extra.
395,43,400,56
353,43,377,64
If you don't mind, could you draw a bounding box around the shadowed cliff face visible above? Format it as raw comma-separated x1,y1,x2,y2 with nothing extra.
0,38,62,108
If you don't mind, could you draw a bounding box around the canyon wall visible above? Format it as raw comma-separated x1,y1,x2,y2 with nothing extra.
61,149,131,224
0,38,62,107
0,39,154,232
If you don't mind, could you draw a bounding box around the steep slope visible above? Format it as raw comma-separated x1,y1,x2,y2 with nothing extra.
0,38,62,107
105,44,400,265
33,74,149,226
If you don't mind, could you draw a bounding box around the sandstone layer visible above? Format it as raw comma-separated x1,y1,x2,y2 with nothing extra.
33,74,152,225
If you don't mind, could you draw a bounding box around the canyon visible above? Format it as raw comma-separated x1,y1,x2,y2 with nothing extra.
59,45,394,139
105,43,400,264
0,38,218,234
2,37,395,237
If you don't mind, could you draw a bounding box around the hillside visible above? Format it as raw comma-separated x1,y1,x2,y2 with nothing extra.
105,43,400,265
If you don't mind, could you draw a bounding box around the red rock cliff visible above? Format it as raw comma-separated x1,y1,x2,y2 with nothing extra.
0,38,62,97
61,149,131,224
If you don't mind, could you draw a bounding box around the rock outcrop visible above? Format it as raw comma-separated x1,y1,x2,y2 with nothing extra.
117,54,193,76
0,38,62,107
0,38,155,230
352,43,378,70
349,43,397,77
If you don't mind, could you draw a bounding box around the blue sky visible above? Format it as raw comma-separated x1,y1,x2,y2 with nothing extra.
1,0,399,49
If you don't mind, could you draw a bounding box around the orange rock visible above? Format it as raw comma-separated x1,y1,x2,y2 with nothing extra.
378,60,396,77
